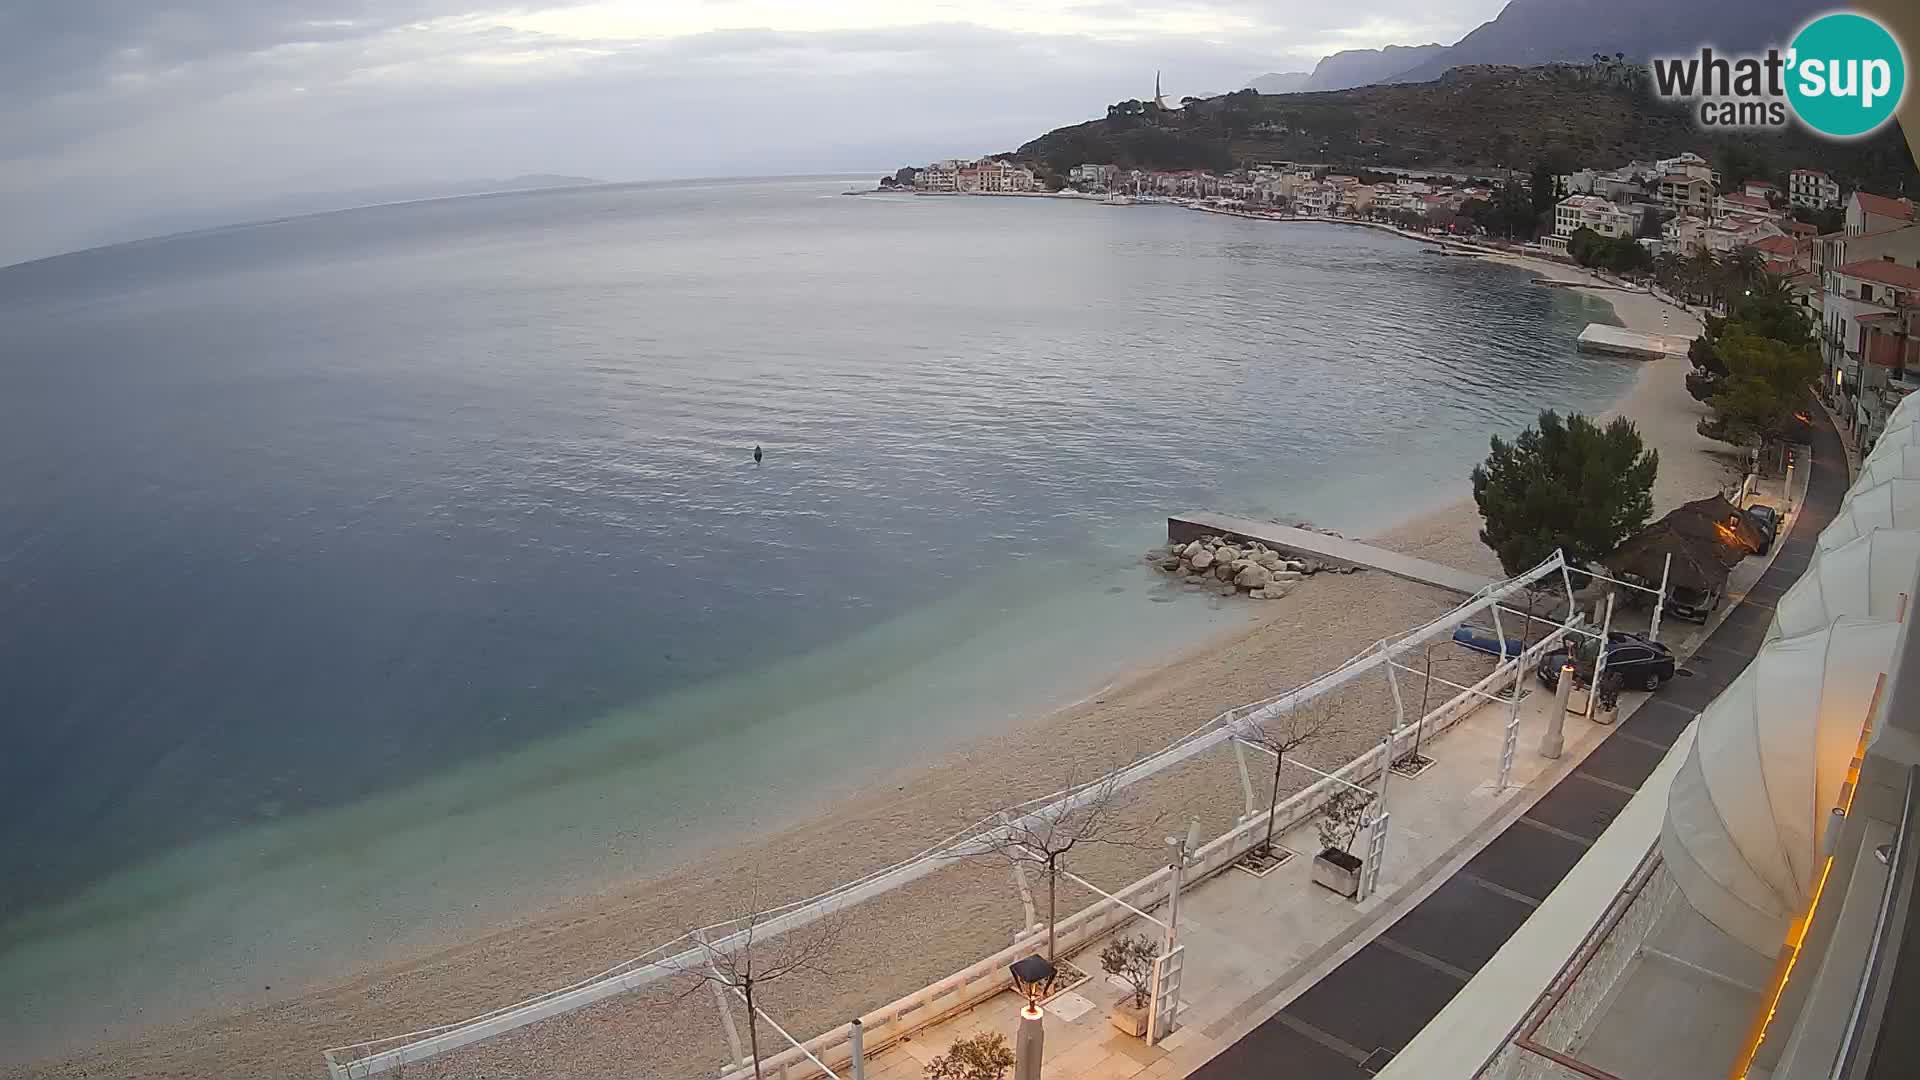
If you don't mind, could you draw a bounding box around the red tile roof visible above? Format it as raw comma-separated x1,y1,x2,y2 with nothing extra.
1856,192,1916,221
1751,235,1798,256
1787,221,1818,236
1836,258,1920,290
1721,193,1772,210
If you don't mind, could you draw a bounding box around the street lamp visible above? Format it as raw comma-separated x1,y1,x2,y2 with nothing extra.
1008,954,1055,1009
1008,954,1055,1080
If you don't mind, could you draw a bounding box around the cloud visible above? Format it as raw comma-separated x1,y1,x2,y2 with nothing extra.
0,0,1508,265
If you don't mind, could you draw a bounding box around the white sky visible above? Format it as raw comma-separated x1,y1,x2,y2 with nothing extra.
0,1,1510,265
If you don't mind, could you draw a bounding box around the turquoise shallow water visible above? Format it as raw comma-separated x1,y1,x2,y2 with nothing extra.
0,178,1629,1053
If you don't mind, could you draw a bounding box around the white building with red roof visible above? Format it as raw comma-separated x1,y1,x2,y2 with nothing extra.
1790,168,1840,210
1825,255,1920,439
1847,190,1916,236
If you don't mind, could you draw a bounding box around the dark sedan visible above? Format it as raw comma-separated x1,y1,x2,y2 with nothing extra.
1536,633,1678,693
1746,503,1780,555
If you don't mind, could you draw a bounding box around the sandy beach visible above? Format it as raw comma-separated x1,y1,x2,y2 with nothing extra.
16,247,1740,1080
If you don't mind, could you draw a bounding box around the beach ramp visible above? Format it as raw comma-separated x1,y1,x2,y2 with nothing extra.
1168,511,1495,595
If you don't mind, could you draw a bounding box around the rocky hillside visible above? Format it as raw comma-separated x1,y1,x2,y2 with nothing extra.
1302,45,1449,92
1289,0,1827,92
1016,64,1915,195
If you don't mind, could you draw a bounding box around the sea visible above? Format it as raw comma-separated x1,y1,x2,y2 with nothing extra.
0,176,1631,1058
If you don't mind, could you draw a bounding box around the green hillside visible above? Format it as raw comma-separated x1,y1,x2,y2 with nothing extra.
1015,64,1915,194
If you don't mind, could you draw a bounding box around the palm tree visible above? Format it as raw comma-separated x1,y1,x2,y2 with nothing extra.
1687,248,1719,307
1726,246,1766,292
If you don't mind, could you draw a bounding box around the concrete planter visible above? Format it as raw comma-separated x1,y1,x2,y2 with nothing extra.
1312,848,1363,898
1109,999,1150,1038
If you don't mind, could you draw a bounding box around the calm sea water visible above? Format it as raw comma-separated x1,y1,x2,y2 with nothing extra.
0,177,1628,1053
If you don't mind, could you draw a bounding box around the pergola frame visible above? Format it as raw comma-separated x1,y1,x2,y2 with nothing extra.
323,551,1579,1080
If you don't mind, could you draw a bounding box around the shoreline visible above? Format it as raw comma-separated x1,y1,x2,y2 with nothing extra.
15,229,1733,1080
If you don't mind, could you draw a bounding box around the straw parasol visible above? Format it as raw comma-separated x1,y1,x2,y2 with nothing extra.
1605,516,1740,593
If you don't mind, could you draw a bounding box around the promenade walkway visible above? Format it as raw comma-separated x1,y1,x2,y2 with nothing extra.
1168,512,1494,596
850,413,1840,1080
1194,405,1845,1079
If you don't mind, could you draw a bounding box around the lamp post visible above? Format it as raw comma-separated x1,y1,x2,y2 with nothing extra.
1009,954,1055,1080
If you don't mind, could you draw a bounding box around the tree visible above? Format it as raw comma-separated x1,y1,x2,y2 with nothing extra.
1233,698,1339,861
1471,411,1660,576
927,1033,1017,1080
1696,326,1821,462
1687,273,1813,404
1531,162,1560,219
1316,788,1375,857
1099,935,1159,1011
979,766,1150,965
679,901,846,1079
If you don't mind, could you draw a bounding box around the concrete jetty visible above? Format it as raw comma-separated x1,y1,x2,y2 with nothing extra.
1168,511,1495,596
1576,323,1689,360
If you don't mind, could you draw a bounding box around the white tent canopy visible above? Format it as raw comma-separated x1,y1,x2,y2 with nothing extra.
1662,617,1899,956
1820,478,1920,552
1873,420,1920,455
1857,445,1920,490
1885,392,1920,432
1768,529,1920,640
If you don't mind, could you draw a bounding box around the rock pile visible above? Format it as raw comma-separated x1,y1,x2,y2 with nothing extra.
1149,534,1336,600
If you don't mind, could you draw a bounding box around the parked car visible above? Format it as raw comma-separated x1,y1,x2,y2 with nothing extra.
1536,632,1678,693
1666,583,1723,623
1746,503,1779,555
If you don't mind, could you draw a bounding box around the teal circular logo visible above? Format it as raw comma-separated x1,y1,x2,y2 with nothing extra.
1787,13,1906,138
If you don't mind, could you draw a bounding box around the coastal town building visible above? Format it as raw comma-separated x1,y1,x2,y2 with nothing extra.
1824,253,1920,440
1658,174,1716,216
1714,191,1774,219
1545,194,1635,253
1847,190,1916,236
1791,168,1841,210
1067,163,1117,191
1657,152,1718,183
910,158,1035,194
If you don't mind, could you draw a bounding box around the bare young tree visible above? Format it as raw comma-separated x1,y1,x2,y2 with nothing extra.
977,764,1151,966
1234,697,1339,860
677,895,847,1080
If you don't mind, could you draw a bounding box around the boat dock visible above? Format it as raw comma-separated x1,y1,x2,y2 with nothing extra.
1167,511,1495,596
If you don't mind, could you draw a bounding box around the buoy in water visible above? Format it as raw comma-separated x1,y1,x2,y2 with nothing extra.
753,445,763,464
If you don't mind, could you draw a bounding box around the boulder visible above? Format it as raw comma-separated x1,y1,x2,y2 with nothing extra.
1217,546,1242,564
1270,571,1303,582
1159,557,1182,572
1256,584,1294,601
1235,564,1272,589
1214,563,1236,582
1189,548,1215,571
1182,541,1207,560
1255,551,1281,569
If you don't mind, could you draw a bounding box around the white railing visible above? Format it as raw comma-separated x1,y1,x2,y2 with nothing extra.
325,552,1573,1078
718,626,1572,1080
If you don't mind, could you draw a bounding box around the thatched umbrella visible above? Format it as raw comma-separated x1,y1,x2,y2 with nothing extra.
1605,518,1737,594
1666,494,1768,557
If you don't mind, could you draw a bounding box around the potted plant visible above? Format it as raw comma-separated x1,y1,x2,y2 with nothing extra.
1593,670,1625,724
927,1031,1016,1080
1099,934,1158,1037
1311,788,1374,898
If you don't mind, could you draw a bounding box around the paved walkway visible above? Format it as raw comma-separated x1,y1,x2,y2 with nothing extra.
1167,512,1494,596
1191,406,1847,1079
